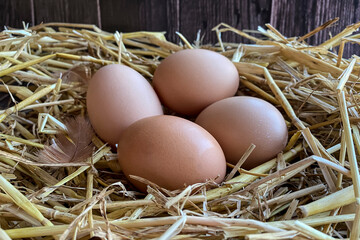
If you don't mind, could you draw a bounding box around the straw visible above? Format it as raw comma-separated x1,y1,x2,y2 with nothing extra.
284,220,336,240
1,20,360,239
0,175,53,227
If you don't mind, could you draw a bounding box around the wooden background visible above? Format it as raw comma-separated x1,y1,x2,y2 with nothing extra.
1,0,360,57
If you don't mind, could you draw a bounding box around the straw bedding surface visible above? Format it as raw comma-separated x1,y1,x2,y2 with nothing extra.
0,19,359,239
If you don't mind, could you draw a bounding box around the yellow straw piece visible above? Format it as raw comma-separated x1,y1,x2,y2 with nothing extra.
0,83,56,123
0,174,53,227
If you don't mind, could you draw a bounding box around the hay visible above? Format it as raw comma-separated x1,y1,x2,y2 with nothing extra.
0,20,360,239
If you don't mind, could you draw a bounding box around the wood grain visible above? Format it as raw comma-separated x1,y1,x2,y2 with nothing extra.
179,0,272,44
0,0,33,30
270,0,360,57
100,0,179,41
33,0,99,26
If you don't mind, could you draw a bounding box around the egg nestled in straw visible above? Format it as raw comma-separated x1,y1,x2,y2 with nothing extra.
153,49,239,115
196,96,288,169
117,115,227,192
86,64,163,145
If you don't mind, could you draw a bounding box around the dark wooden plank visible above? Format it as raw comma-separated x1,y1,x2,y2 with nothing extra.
270,0,360,57
0,0,33,29
100,0,141,33
179,0,272,44
100,0,179,42
33,0,99,26
141,0,179,42
270,0,309,38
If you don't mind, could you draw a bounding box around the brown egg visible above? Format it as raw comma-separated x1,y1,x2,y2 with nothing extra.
195,96,288,169
86,64,163,145
117,115,226,192
153,49,239,115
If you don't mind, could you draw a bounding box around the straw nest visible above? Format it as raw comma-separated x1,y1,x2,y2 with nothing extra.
0,18,360,239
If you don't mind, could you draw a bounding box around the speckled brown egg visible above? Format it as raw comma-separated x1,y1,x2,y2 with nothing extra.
195,96,288,169
117,115,226,192
86,64,163,145
153,49,239,115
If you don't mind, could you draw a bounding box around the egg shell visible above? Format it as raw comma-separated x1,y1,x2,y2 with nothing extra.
117,115,226,192
86,64,163,145
195,96,288,169
153,49,239,115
